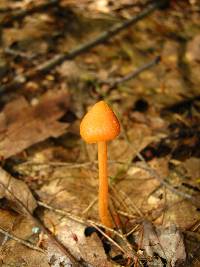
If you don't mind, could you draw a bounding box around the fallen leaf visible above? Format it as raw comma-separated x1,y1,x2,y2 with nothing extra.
142,221,186,267
0,209,48,267
185,34,200,62
0,89,69,159
183,157,200,181
0,167,37,214
161,40,180,68
45,214,112,267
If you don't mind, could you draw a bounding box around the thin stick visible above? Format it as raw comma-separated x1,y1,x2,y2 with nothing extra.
135,161,197,202
38,200,86,225
125,224,140,237
0,0,165,94
136,152,200,205
120,117,200,207
17,159,124,168
37,200,136,258
0,227,44,253
105,56,160,88
89,222,126,254
4,48,35,60
22,156,199,205
81,197,97,215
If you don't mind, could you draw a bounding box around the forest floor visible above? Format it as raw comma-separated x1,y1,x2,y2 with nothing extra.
0,0,200,266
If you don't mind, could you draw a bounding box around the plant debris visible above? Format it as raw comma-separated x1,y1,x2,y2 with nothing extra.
0,0,200,266
0,167,37,214
0,89,69,159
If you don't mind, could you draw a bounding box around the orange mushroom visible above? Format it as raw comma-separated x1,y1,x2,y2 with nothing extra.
80,101,120,228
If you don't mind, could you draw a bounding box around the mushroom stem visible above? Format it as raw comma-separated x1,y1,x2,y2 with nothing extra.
98,141,112,228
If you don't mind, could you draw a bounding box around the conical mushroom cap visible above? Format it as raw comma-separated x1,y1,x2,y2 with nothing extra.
80,101,120,143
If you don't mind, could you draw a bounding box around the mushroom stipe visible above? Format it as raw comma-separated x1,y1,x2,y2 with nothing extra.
80,101,120,228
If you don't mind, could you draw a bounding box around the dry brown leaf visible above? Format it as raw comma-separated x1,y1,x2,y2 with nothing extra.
2,12,55,47
0,89,69,159
0,209,48,267
115,159,167,214
37,167,97,218
45,214,112,267
183,157,200,181
161,40,180,69
161,190,199,229
0,167,37,214
1,246,48,267
186,35,200,62
142,221,186,267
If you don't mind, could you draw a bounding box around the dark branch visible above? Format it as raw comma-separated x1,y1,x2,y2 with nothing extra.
0,0,166,95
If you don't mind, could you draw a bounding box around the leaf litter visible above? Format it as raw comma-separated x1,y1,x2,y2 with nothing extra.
0,0,200,266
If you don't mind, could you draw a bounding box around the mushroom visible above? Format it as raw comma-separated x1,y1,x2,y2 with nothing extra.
80,101,120,227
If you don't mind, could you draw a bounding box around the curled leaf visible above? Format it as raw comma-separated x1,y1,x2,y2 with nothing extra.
0,167,37,214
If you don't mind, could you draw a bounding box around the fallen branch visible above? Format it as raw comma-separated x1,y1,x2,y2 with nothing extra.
0,0,59,27
0,0,166,94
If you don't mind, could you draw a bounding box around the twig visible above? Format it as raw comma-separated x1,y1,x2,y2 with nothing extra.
0,0,60,27
28,156,199,207
16,159,127,170
105,56,160,88
125,224,140,237
4,47,35,60
81,197,97,215
89,222,126,254
111,186,144,218
120,116,200,207
37,200,136,258
38,200,116,234
37,200,86,225
20,160,97,168
0,0,166,94
135,154,200,206
131,149,200,214
0,226,44,253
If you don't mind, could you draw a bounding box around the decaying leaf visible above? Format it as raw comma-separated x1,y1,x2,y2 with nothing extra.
186,35,200,62
0,89,69,159
1,246,49,267
142,221,186,267
46,215,112,267
0,167,37,214
183,157,200,181
0,210,48,267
